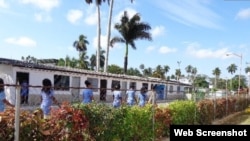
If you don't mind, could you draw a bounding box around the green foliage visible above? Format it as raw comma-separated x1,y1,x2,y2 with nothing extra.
154,107,172,137
121,105,153,141
1,97,249,140
168,100,197,124
74,102,126,140
196,99,214,124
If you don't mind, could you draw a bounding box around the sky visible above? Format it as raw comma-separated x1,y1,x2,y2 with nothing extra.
0,0,250,79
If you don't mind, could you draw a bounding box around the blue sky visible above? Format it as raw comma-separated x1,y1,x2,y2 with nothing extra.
0,0,250,79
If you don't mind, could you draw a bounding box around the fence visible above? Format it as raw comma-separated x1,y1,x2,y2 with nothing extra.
1,84,250,140
1,84,174,141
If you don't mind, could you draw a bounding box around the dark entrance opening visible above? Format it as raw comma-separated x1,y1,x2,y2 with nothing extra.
100,79,107,101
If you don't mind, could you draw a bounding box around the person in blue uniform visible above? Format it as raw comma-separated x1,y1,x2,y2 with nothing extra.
138,87,148,107
112,83,122,108
82,80,94,104
0,78,14,112
20,80,29,105
40,78,59,119
125,85,137,106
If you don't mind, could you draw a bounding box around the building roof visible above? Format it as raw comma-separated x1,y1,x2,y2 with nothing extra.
0,57,191,86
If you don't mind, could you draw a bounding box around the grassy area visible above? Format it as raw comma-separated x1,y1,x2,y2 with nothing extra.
213,106,250,125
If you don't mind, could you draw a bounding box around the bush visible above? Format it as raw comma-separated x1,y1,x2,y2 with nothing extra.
168,100,197,125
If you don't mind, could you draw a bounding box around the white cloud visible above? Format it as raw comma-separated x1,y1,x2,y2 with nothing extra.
186,42,229,59
93,34,108,50
34,12,52,22
67,9,83,24
154,0,221,29
236,8,250,20
145,46,155,53
5,36,37,47
85,11,98,25
0,0,8,8
158,46,177,54
151,26,165,38
19,0,60,12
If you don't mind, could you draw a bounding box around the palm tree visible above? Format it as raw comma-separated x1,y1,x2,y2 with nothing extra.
163,65,170,79
227,63,237,90
57,58,66,66
89,49,106,70
85,0,108,72
191,67,197,91
90,54,96,70
107,64,123,74
139,64,145,74
104,0,134,72
152,65,165,79
110,11,152,74
212,67,221,89
143,67,152,77
191,67,197,79
245,66,250,74
175,69,181,81
21,55,37,63
73,34,89,60
185,65,193,81
79,51,89,69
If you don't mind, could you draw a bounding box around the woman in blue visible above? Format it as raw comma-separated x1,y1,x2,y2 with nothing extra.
40,78,59,119
112,83,122,108
0,78,14,112
125,85,137,106
82,80,94,104
138,87,148,107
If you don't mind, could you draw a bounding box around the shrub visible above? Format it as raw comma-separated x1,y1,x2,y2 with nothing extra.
168,100,197,125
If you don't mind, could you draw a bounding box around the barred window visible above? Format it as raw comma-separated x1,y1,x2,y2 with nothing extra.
54,75,70,91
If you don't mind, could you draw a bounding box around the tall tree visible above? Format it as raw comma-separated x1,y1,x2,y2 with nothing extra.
85,0,108,72
89,49,106,70
139,64,145,74
245,66,250,74
185,65,193,81
79,51,89,69
110,11,152,74
143,67,152,77
163,65,170,79
104,0,134,72
175,69,181,80
73,34,89,61
107,64,123,74
227,63,237,90
21,55,37,63
212,67,221,89
152,65,165,79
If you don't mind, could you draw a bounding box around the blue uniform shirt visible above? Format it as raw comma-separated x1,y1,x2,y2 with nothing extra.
138,92,147,107
126,89,136,106
82,88,93,104
113,90,122,108
0,91,6,112
40,90,54,115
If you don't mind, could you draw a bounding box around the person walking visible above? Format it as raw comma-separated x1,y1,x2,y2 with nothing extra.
148,84,157,105
125,85,137,106
112,83,122,108
0,78,14,112
82,80,94,104
138,87,148,107
40,78,59,119
20,80,29,105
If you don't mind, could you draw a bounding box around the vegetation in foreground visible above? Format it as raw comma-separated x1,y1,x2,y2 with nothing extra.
0,96,249,141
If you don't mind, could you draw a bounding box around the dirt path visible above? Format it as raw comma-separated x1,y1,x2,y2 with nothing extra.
212,109,250,125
